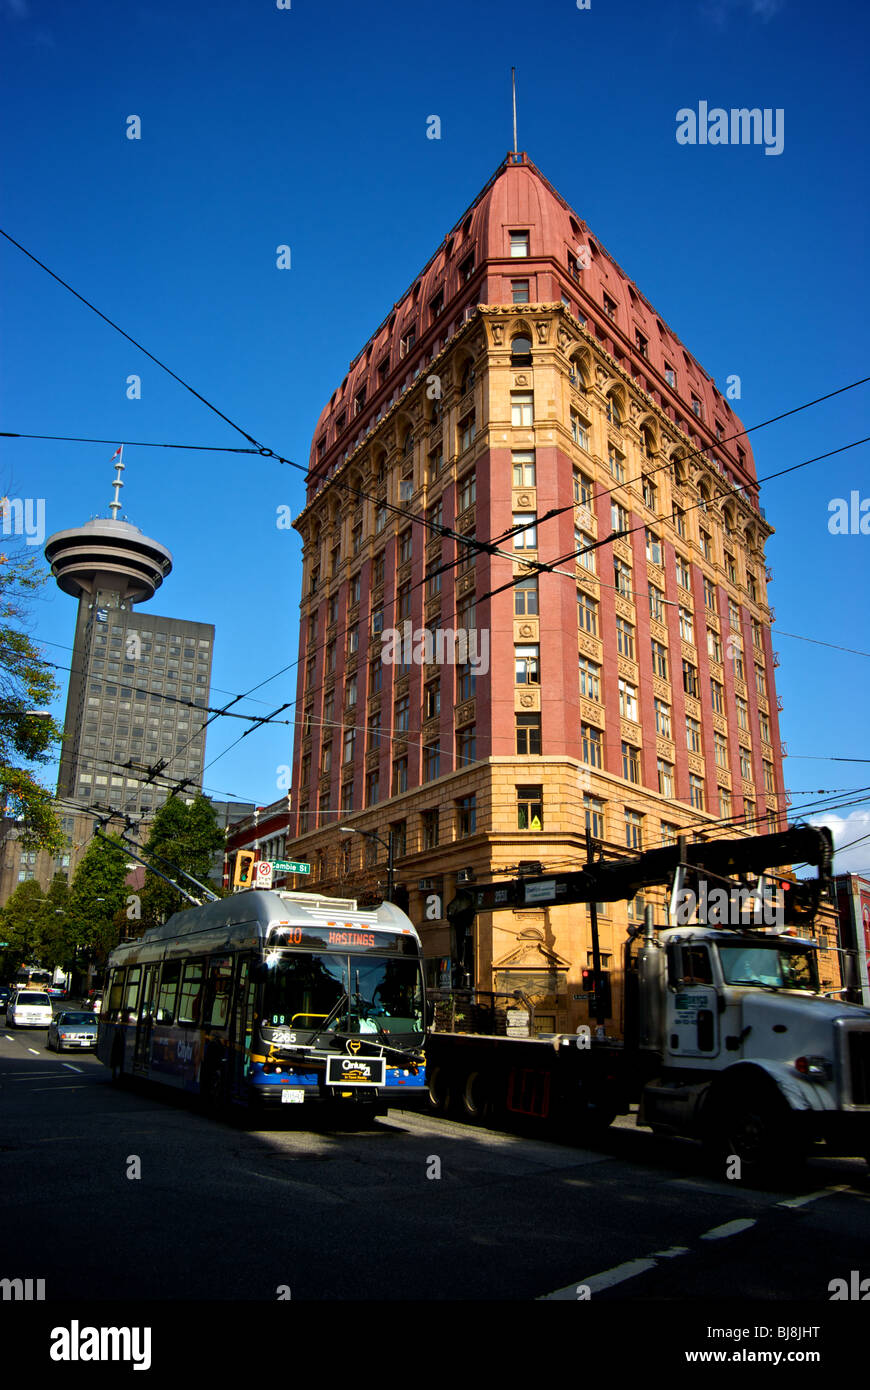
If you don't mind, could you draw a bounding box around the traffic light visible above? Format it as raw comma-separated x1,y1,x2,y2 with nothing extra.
581,968,612,1017
775,876,820,927
233,851,256,889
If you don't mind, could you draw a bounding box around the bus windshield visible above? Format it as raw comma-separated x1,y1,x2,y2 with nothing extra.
718,943,819,991
261,952,424,1043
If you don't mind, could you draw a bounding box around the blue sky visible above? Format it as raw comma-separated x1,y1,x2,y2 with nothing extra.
1,0,868,868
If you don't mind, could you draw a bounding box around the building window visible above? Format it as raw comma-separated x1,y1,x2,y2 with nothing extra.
682,660,699,698
368,661,382,697
649,583,665,624
763,760,775,793
740,748,753,780
642,475,656,509
654,698,671,738
660,821,679,845
517,785,543,830
350,572,361,605
459,411,476,451
571,413,590,450
456,725,476,765
672,504,685,538
651,639,669,680
425,563,442,599
657,759,674,797
736,696,749,731
423,742,441,781
459,252,475,283
608,445,625,481
513,512,537,549
710,678,724,714
678,607,695,644
646,529,662,565
714,731,728,769
400,326,416,357
625,808,643,848
603,292,617,320
573,467,593,506
345,676,358,707
612,501,630,534
584,794,605,839
635,330,648,358
578,592,599,635
576,529,596,571
457,663,476,702
320,740,332,776
396,582,412,622
578,656,601,702
581,723,603,768
516,713,542,755
511,391,534,427
718,786,731,818
689,774,705,810
614,557,632,598
456,795,476,836
619,679,638,722
616,616,635,659
664,362,676,387
726,552,737,584
514,574,538,615
458,470,476,512
394,693,410,733
511,280,530,304
755,664,767,698
691,394,702,419
398,528,413,565
622,742,640,783
509,230,530,257
686,716,702,753
515,644,540,685
759,711,771,744
512,449,536,487
706,629,722,665
703,576,717,612
392,758,408,795
422,809,440,849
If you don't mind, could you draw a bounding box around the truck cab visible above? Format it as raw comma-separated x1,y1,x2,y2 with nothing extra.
638,925,870,1164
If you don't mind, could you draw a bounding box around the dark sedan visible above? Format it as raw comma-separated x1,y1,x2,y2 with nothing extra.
46,1010,98,1052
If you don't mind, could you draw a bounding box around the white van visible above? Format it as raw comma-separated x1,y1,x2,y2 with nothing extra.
8,991,54,1029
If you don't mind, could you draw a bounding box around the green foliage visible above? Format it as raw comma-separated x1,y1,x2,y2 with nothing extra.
0,879,48,967
139,795,225,925
67,832,131,960
0,541,63,851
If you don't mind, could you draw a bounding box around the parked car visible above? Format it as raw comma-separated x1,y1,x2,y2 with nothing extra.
7,991,54,1029
0,986,11,1012
47,1010,98,1052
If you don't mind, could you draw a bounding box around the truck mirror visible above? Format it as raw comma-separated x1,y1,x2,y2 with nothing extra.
666,941,682,986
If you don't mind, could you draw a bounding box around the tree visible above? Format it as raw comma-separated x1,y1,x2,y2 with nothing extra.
40,872,72,971
0,879,48,970
67,832,131,967
139,795,225,926
0,535,63,852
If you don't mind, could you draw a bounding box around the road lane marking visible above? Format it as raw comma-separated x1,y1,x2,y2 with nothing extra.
62,1062,83,1073
777,1185,850,1209
30,1085,88,1092
700,1218,757,1240
4,1035,14,1041
27,1048,40,1055
540,1258,660,1300
651,1246,692,1258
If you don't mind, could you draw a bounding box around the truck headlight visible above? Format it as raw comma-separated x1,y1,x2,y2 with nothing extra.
794,1055,832,1080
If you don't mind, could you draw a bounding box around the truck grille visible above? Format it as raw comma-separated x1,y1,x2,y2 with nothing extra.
848,1031,870,1106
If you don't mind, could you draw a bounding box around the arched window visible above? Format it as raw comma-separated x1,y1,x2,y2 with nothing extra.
460,360,476,395
606,391,622,426
403,427,414,457
510,334,532,366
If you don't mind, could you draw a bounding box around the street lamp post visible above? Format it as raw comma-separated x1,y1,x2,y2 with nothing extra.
340,827,394,903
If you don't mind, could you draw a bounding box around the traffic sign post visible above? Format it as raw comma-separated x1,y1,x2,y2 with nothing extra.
254,860,273,889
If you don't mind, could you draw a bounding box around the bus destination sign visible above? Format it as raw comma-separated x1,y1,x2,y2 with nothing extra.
268,925,418,955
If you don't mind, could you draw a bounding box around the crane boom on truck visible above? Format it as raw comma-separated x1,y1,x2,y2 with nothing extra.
433,823,870,1171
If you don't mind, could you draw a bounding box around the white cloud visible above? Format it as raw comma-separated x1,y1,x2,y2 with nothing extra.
809,809,870,877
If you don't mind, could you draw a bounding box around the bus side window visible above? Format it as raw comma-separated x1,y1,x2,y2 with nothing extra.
107,970,125,1021
204,960,232,1029
122,967,142,1023
177,961,205,1026
156,961,182,1025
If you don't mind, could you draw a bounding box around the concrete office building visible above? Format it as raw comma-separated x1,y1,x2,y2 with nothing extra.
284,152,793,1030
43,457,214,820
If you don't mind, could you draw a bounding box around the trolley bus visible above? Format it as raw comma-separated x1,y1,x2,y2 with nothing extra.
97,890,427,1111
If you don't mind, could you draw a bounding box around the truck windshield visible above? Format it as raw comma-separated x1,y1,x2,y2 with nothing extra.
261,953,424,1042
718,944,818,991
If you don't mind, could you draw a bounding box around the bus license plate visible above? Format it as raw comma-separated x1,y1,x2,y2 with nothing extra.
281,1089,305,1104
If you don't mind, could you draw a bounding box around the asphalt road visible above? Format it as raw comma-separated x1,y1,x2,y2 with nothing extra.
3,1021,869,1311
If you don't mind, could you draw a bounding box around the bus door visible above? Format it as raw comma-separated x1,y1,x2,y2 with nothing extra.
133,964,160,1073
228,955,255,1102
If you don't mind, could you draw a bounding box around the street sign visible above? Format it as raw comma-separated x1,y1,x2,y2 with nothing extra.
254,860,273,889
268,859,311,874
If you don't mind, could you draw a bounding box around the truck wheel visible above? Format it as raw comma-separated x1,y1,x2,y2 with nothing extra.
427,1065,451,1115
707,1082,798,1175
462,1070,490,1123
